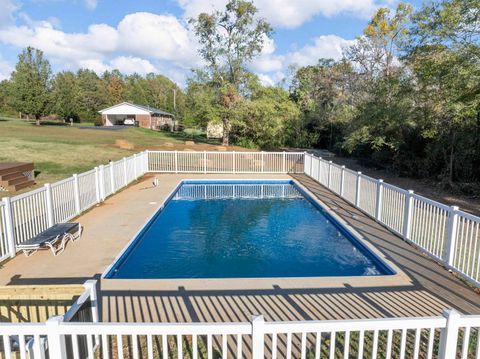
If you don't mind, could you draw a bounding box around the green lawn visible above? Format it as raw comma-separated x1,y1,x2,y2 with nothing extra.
0,118,222,193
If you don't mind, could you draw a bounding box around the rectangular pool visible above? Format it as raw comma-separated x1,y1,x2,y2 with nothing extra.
105,180,394,279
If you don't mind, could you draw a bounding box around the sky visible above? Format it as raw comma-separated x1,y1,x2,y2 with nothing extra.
0,0,423,86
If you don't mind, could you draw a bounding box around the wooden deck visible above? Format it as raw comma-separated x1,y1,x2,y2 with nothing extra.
98,175,480,323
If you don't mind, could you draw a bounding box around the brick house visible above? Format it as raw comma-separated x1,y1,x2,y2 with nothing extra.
99,102,175,130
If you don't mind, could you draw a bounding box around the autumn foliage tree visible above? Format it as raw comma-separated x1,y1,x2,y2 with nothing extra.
190,0,272,145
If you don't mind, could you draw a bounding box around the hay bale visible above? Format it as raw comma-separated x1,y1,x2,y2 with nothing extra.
185,141,195,146
115,139,135,150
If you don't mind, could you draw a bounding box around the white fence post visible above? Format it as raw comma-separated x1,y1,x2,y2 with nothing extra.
133,154,138,179
402,190,414,240
232,151,236,173
340,165,346,197
282,152,286,173
375,179,384,221
174,150,178,173
444,206,460,266
327,161,332,189
306,152,310,175
99,165,105,201
109,161,115,192
355,172,362,207
44,183,55,227
2,197,16,258
46,315,67,358
203,151,207,174
251,315,265,359
145,150,149,173
73,174,81,214
94,167,101,204
317,157,322,181
123,157,128,186
261,152,265,172
438,309,461,359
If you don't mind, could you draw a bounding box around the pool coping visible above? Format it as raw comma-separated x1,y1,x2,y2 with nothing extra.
101,178,411,290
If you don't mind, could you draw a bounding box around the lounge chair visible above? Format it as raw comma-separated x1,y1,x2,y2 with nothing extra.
17,222,82,257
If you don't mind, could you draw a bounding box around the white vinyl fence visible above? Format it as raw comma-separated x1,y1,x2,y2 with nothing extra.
147,151,305,174
304,154,480,287
0,152,149,263
0,306,479,359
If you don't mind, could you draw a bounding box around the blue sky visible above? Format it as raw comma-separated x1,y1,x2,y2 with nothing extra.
0,0,423,85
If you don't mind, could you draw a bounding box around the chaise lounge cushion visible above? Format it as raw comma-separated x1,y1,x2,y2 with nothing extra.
17,222,81,256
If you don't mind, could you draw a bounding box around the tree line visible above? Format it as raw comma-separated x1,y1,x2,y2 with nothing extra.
0,51,185,125
0,0,478,188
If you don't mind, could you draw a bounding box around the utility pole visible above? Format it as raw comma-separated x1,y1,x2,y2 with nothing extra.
173,88,177,132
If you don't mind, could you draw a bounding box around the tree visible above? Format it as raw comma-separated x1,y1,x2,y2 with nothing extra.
52,71,78,121
9,47,52,125
290,59,357,149
102,70,125,105
232,83,300,149
0,80,13,115
345,3,412,79
190,0,272,145
406,0,480,183
184,72,221,128
75,69,106,122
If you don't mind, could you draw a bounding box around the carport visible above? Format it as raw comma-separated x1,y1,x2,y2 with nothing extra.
99,102,174,130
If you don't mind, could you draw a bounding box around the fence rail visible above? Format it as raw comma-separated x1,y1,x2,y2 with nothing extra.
147,151,305,174
304,154,480,287
0,308,478,359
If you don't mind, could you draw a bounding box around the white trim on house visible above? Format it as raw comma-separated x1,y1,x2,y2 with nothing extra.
99,103,151,116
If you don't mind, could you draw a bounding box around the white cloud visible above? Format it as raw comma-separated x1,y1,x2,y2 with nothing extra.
288,35,354,67
0,56,13,80
0,22,119,61
177,0,395,28
116,13,199,66
250,36,283,73
0,12,200,85
251,34,353,80
109,56,157,74
257,71,285,86
85,0,98,10
0,0,19,28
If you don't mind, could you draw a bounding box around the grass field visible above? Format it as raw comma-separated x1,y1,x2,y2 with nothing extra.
0,118,228,193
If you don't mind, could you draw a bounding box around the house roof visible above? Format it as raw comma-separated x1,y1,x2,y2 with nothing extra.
99,102,174,117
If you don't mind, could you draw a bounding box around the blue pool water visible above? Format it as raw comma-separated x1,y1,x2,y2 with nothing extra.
106,180,393,279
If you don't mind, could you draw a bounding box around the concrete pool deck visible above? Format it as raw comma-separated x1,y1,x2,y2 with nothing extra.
0,173,479,322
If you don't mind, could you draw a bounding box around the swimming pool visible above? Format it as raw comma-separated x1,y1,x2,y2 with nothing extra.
105,180,394,279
